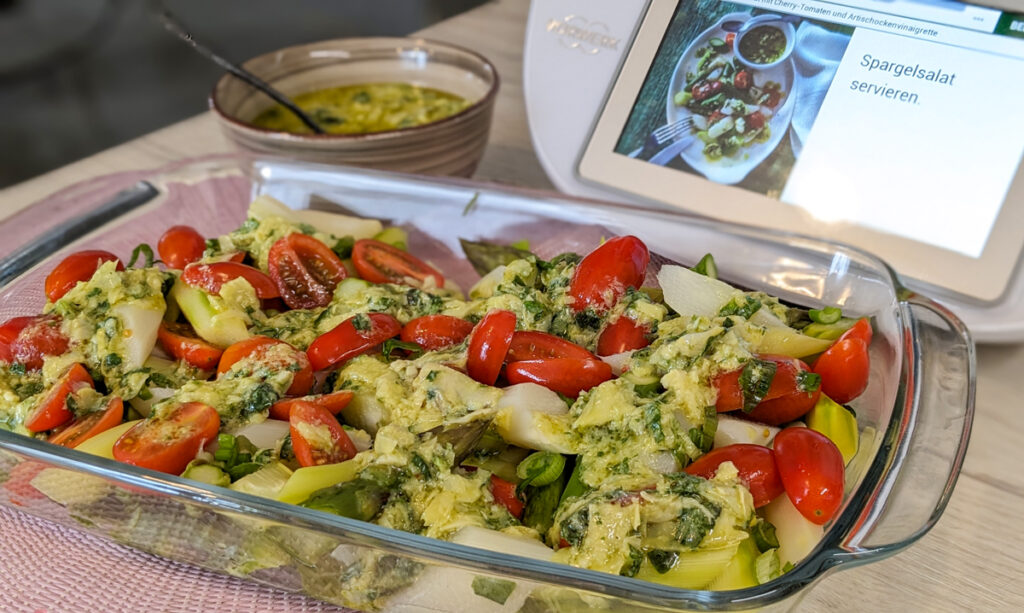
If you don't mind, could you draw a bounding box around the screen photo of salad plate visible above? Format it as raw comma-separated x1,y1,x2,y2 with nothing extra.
0,190,876,609
615,0,853,190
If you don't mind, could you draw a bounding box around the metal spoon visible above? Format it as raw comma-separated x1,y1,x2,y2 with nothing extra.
153,3,326,134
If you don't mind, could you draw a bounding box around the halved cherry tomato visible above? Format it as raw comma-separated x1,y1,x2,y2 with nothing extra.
773,427,845,524
49,396,124,448
181,262,279,299
466,310,516,385
351,238,444,288
217,336,313,395
113,402,220,474
714,355,816,415
307,313,402,371
25,363,93,433
489,474,524,519
157,322,223,370
506,358,613,398
289,401,357,467
596,317,650,356
158,225,206,270
45,250,123,302
568,236,649,313
684,444,784,508
746,110,766,130
0,315,70,370
734,70,752,90
268,233,347,309
269,391,354,421
401,315,473,351
814,338,869,404
506,330,594,362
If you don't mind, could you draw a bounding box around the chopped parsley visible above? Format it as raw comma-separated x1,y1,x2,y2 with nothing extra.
739,359,778,412
351,313,371,332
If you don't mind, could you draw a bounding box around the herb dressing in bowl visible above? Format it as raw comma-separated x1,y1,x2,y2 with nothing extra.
250,83,471,135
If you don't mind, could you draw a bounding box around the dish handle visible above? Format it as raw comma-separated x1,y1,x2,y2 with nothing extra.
831,289,975,564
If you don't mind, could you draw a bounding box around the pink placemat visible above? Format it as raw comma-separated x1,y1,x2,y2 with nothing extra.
0,506,352,613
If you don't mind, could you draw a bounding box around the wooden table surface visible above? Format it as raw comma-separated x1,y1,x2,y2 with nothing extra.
1,1,1021,611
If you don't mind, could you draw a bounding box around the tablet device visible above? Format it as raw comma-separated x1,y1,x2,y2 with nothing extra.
578,0,1024,302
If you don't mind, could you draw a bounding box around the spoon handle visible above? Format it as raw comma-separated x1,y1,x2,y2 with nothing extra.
154,5,326,134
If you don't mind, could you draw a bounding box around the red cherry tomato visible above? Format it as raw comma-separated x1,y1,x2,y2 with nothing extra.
181,262,279,299
466,310,516,385
157,322,223,370
267,233,347,309
814,338,869,404
306,313,402,371
596,317,650,356
49,396,124,448
113,402,220,475
506,330,594,362
506,358,613,398
45,250,123,302
568,236,649,313
217,336,314,395
158,225,206,270
714,355,816,416
400,315,473,351
269,391,354,421
773,427,845,524
692,80,724,101
841,317,873,345
289,401,357,467
744,386,821,426
734,70,752,90
351,239,444,288
489,474,524,519
25,363,94,433
746,110,766,130
0,315,70,370
684,444,784,508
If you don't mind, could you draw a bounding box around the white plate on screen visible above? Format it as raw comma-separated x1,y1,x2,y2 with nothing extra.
664,12,796,184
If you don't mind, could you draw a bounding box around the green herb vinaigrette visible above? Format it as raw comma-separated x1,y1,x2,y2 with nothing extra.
250,83,471,135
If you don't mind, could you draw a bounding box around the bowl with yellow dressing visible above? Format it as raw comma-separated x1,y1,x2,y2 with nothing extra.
211,37,498,177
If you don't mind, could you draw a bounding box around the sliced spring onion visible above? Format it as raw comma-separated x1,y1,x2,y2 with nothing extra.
755,548,782,584
373,227,409,250
516,451,566,489
808,306,842,324
692,253,718,279
128,243,156,268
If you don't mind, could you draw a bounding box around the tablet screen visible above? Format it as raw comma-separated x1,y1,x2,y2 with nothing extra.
611,0,1024,259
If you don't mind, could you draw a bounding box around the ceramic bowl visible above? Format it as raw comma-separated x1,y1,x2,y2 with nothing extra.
210,37,499,177
734,19,797,70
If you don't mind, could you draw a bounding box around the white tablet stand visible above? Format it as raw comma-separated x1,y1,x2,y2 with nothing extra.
523,0,1024,342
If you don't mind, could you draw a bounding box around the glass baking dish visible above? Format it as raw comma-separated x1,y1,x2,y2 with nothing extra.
0,155,974,612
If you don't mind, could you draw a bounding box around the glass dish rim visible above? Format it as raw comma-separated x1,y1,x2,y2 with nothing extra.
0,153,969,610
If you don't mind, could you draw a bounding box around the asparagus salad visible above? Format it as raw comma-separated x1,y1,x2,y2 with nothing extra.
0,196,871,609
